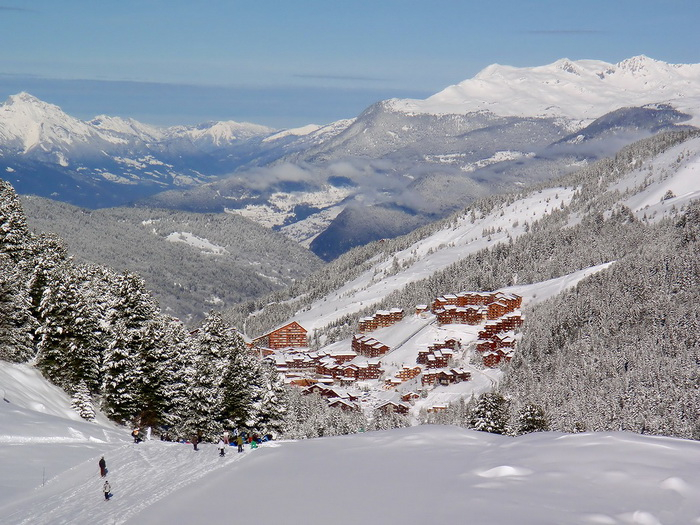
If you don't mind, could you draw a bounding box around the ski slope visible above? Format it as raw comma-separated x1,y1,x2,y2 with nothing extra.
1,361,700,524
2,439,249,525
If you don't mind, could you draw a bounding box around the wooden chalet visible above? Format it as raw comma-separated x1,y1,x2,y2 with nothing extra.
432,291,522,324
422,367,471,386
356,360,383,380
415,304,430,317
401,392,421,403
329,349,357,364
328,398,359,412
352,335,391,358
482,348,514,368
376,400,410,415
395,365,422,381
252,321,308,350
358,308,404,332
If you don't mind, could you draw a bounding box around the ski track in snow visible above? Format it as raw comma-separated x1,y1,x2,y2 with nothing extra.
1,440,251,525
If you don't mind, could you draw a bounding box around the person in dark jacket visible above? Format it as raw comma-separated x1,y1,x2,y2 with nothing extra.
192,435,199,451
98,456,107,477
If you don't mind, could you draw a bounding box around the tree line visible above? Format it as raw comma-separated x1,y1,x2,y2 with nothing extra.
1,178,286,440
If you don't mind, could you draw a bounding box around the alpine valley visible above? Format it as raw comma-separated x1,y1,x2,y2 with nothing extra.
1,55,700,524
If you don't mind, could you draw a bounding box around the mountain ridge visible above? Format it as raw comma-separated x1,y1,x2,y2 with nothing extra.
389,55,700,124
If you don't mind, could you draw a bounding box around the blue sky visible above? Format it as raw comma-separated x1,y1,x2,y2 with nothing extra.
1,0,699,128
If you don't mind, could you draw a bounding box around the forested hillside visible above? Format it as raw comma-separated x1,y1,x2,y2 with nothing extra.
0,179,287,438
501,205,700,438
226,130,700,439
21,197,323,324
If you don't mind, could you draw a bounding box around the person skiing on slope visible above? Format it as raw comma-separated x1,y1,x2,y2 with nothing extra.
98,456,107,477
236,435,244,453
103,480,112,500
218,439,226,457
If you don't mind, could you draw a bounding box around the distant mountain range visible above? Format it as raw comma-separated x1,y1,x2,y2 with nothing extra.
6,55,700,259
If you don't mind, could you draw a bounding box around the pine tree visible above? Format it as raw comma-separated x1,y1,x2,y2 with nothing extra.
101,272,158,424
0,256,36,362
153,317,194,432
137,316,173,429
246,360,288,437
470,392,510,435
514,402,549,435
71,380,96,421
183,311,236,439
35,264,101,392
0,179,33,264
370,409,410,431
102,322,142,423
219,325,258,432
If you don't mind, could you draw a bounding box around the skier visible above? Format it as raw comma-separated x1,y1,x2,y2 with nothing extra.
103,480,112,501
98,456,107,477
222,430,229,445
192,434,199,451
131,428,141,443
218,439,226,457
236,435,244,453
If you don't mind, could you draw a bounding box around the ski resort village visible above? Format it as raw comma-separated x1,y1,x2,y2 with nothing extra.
3,26,700,522
254,291,523,418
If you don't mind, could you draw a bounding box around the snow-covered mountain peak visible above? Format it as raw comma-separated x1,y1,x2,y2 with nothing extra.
2,91,72,122
179,119,275,145
389,56,700,125
5,91,44,105
614,54,674,76
89,114,166,142
0,91,107,154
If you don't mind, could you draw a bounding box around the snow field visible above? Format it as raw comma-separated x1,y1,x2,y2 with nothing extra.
1,439,251,525
129,425,700,525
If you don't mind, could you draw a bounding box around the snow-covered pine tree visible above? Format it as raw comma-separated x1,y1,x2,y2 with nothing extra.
101,321,142,423
182,311,236,440
153,317,195,432
0,179,33,265
514,402,549,435
71,380,96,421
0,256,36,362
101,272,158,424
245,359,288,437
281,389,325,439
219,325,258,433
470,392,510,435
35,264,101,392
137,316,173,429
369,409,410,432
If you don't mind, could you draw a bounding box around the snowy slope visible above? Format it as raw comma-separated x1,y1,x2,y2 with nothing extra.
1,347,700,524
390,55,700,125
290,185,578,334
129,426,700,525
5,422,699,525
610,135,700,221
